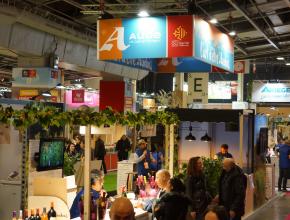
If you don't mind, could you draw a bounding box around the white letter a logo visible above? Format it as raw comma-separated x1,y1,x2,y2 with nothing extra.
100,27,130,52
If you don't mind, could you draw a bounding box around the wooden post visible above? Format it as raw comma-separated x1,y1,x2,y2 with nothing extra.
84,125,91,220
164,125,169,169
239,114,244,168
169,124,174,177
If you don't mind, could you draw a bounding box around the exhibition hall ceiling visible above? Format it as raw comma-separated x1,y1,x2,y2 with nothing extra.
6,0,290,60
0,0,290,84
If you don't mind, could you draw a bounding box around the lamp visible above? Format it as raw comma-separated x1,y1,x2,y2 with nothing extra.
185,124,196,141
138,10,149,17
56,83,66,89
42,91,52,97
200,132,212,142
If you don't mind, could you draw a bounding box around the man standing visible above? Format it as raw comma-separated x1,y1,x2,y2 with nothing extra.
215,144,233,160
70,169,105,219
116,135,131,161
215,158,246,220
134,139,156,176
94,136,107,174
277,139,290,192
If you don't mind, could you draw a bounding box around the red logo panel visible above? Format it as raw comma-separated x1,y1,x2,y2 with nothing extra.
167,15,193,57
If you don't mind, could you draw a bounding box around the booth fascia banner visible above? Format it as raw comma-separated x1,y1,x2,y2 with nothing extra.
97,15,234,73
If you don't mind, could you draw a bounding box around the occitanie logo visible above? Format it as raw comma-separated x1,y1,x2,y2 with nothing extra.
173,26,187,40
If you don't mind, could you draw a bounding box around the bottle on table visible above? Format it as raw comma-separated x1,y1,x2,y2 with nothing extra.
12,211,17,220
35,209,41,220
24,209,29,220
41,207,48,220
18,210,23,220
29,209,35,220
98,192,107,220
47,202,56,220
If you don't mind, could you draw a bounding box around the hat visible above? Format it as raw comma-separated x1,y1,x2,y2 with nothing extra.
138,139,147,145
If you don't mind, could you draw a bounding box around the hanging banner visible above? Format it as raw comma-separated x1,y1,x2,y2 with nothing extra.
167,15,193,57
12,68,61,88
194,17,234,72
157,57,211,73
72,89,85,103
98,17,167,60
97,16,234,72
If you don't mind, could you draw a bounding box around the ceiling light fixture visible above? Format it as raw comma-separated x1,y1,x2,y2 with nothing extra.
185,124,196,141
42,91,52,97
200,132,212,142
286,63,290,66
138,10,149,17
209,18,218,24
229,31,236,36
276,57,284,60
56,83,66,89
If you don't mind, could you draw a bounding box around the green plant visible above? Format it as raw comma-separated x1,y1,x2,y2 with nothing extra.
175,157,222,197
63,153,78,176
202,157,223,197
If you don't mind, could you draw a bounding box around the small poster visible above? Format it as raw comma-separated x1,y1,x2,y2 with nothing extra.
72,89,85,103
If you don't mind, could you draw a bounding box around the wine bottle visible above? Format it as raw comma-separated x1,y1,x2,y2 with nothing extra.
18,210,23,220
24,209,29,220
29,209,35,220
12,211,17,220
47,202,56,220
98,192,107,220
35,209,41,220
41,208,48,220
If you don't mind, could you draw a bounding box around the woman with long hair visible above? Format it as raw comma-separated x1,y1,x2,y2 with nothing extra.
186,156,210,220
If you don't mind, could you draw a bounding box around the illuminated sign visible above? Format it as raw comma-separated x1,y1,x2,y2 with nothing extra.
252,82,290,102
97,16,234,72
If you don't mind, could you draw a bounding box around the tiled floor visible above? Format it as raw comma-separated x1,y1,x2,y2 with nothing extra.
245,192,290,220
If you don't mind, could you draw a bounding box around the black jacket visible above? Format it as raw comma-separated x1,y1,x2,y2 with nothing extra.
94,138,106,159
154,192,191,220
116,138,131,157
219,165,246,216
185,174,209,214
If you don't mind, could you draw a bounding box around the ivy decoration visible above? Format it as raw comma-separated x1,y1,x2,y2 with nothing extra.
0,103,179,131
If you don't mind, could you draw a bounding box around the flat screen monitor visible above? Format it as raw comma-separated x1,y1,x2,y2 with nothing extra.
38,138,65,171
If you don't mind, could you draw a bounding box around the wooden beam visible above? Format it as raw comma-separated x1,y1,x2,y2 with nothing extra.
84,125,91,220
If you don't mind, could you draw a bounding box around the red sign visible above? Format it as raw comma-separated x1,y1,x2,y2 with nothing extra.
167,15,193,57
22,69,37,78
72,90,85,103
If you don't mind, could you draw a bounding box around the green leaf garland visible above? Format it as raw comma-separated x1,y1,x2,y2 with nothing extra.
0,103,179,130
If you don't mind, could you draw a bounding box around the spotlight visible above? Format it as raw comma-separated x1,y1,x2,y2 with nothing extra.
56,83,66,89
138,10,149,17
209,18,218,24
229,31,236,36
286,63,290,66
276,57,284,60
42,91,52,97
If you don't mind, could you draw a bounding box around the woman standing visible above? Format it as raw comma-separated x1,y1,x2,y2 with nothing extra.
186,156,210,220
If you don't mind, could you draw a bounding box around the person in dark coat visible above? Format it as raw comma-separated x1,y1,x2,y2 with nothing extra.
154,177,191,220
116,135,131,161
215,158,246,220
185,156,210,220
94,136,107,174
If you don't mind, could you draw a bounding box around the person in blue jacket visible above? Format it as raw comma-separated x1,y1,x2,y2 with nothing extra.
70,169,105,219
277,139,290,192
134,139,156,176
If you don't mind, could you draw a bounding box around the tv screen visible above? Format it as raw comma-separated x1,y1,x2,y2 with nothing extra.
38,138,65,171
